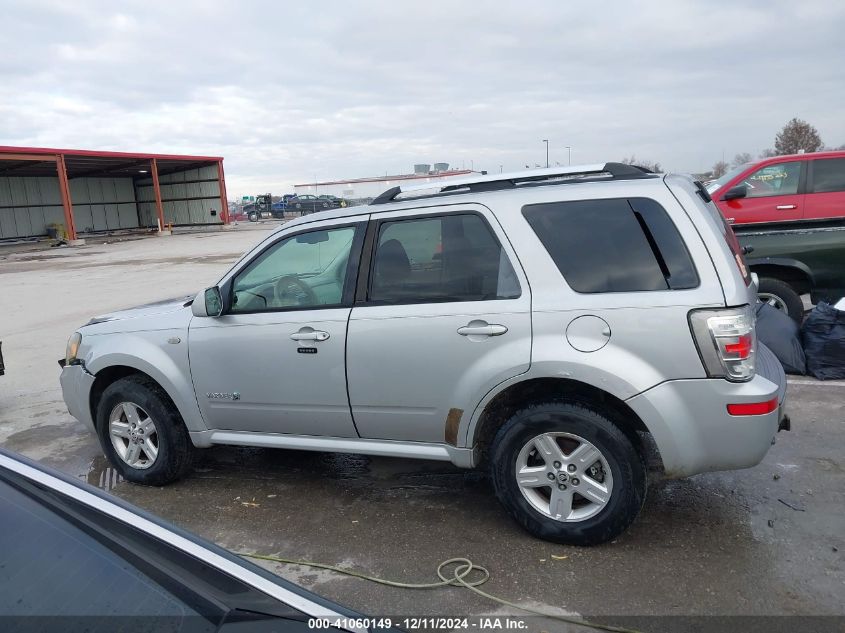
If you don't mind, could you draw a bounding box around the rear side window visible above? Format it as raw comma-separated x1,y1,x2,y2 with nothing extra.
369,213,521,304
811,158,845,193
522,198,698,293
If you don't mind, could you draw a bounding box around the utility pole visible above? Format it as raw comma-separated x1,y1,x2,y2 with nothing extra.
566,146,572,166
542,139,549,168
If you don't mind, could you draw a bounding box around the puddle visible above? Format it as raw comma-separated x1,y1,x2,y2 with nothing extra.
86,454,124,491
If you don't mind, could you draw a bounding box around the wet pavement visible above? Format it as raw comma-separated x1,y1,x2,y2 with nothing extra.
1,229,843,629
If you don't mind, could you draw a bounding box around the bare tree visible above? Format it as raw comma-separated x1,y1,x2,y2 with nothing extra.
732,152,753,167
711,160,729,179
774,118,823,155
620,155,662,173
759,148,777,159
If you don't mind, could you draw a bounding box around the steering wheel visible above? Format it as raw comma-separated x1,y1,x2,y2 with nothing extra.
274,275,319,307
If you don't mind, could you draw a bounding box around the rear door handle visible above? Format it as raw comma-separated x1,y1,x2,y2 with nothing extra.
776,204,797,210
290,329,330,342
457,322,508,337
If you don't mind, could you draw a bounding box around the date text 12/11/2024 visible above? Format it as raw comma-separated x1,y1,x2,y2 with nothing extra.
307,617,529,630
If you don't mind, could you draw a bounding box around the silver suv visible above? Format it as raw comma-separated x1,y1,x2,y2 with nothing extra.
60,164,788,545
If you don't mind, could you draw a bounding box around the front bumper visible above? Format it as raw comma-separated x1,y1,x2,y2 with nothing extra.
627,372,782,478
59,363,96,434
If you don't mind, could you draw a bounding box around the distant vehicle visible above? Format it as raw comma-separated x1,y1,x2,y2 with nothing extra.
707,151,845,225
706,152,845,320
0,447,372,630
288,194,332,214
318,194,348,208
246,195,273,222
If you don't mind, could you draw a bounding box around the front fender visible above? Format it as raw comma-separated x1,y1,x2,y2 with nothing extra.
82,331,206,433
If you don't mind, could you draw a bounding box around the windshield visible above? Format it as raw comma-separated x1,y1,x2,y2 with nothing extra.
706,163,752,193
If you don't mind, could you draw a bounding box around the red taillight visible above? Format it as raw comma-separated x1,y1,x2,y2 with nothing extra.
727,397,778,416
723,333,753,359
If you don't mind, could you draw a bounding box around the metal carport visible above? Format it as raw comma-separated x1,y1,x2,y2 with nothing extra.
0,146,229,241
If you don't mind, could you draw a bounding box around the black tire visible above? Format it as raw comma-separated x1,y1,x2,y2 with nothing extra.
96,375,194,485
490,402,646,546
757,277,804,323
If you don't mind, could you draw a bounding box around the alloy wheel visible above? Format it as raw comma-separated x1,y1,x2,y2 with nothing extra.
514,432,613,522
758,292,788,314
108,402,159,470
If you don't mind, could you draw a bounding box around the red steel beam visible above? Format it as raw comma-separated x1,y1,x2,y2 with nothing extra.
0,146,222,162
150,158,166,231
55,154,78,241
217,159,230,224
0,153,55,162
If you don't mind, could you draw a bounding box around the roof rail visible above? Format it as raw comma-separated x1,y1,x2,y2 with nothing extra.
370,162,656,205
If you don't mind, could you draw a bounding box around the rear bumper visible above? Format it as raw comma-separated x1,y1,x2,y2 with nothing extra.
627,373,782,478
59,364,96,434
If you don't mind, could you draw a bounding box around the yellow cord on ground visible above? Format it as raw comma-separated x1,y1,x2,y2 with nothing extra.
238,552,643,633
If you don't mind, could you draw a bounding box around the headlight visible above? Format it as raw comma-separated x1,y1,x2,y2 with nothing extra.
65,332,82,365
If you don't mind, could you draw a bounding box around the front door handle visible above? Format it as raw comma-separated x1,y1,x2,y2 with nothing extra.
457,322,508,337
776,204,797,210
290,329,330,342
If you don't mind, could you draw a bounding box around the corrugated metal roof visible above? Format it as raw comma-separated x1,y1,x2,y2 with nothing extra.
0,145,222,178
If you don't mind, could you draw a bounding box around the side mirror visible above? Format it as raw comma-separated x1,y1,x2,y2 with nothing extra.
721,184,747,201
191,287,223,317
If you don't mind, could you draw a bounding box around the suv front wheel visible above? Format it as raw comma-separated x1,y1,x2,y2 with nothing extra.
490,402,645,545
96,375,195,485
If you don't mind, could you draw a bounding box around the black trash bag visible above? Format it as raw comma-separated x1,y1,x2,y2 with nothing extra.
755,301,806,375
801,301,845,380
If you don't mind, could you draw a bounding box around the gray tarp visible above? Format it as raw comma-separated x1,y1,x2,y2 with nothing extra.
756,301,806,375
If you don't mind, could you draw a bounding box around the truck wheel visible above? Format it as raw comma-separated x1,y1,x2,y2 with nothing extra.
490,402,646,546
96,375,194,486
758,277,804,323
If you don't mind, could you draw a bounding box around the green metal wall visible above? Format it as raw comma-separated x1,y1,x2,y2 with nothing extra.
0,176,139,239
135,165,222,227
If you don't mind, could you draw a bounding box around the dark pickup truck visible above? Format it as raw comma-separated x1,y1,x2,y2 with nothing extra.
737,220,845,322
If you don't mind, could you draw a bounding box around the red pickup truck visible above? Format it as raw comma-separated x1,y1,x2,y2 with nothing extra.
706,151,845,321
706,151,845,225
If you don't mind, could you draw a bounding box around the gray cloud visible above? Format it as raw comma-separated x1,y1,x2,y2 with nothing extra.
2,0,843,196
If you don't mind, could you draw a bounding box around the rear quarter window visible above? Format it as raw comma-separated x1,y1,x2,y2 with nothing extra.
811,157,845,193
522,197,699,293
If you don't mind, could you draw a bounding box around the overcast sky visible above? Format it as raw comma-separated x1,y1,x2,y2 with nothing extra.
2,0,844,196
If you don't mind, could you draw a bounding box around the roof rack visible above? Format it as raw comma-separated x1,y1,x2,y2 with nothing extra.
370,162,656,205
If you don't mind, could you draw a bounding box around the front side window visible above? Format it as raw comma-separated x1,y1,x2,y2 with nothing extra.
811,158,845,193
369,213,520,304
742,161,801,198
231,226,356,312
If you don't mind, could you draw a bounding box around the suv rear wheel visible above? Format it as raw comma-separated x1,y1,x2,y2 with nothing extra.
490,402,645,545
96,375,195,485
